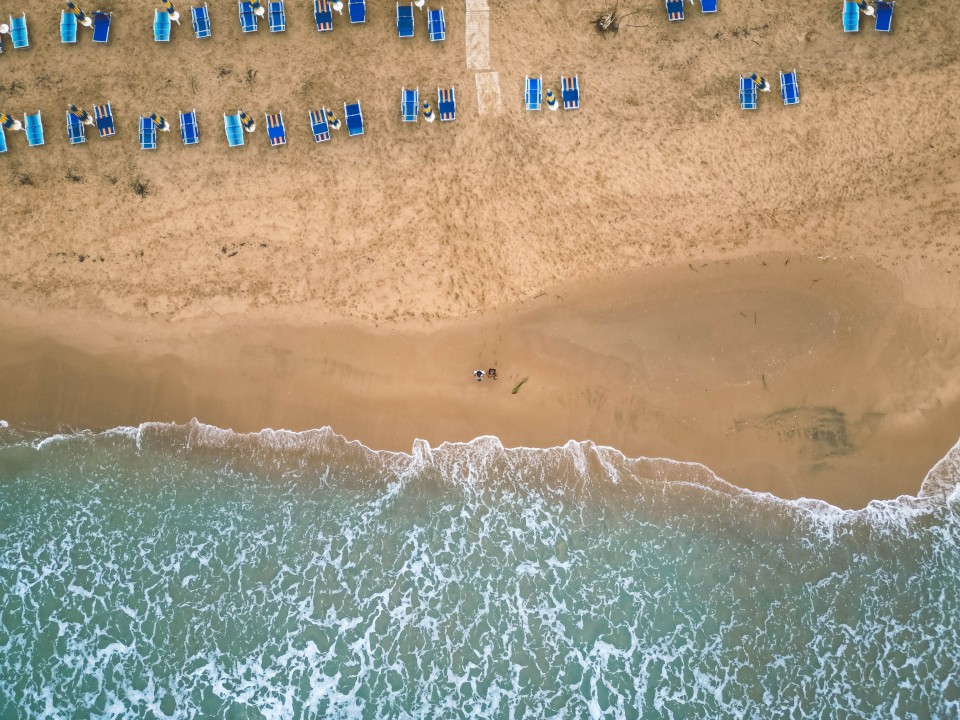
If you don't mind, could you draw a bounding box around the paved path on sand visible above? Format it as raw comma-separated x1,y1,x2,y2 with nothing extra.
465,0,502,115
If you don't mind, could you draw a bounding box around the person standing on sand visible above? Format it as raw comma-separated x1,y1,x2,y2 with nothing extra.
474,370,485,382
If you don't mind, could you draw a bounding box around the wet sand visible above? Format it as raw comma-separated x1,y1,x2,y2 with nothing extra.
2,254,958,509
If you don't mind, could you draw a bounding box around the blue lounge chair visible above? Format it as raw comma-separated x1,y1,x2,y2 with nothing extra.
239,2,258,32
438,87,456,121
155,9,172,42
701,0,717,12
61,10,78,44
428,8,445,42
843,1,859,32
349,0,366,23
67,112,86,144
345,101,363,136
224,113,244,147
95,103,115,138
266,113,286,146
666,0,684,22
10,14,29,49
0,126,6,154
739,76,757,110
875,1,893,32
315,0,333,31
561,75,580,110
181,110,199,145
139,115,157,150
397,3,414,38
192,4,212,38
402,87,419,122
25,112,44,147
92,12,112,43
310,109,330,142
780,70,799,106
525,75,542,111
269,2,285,32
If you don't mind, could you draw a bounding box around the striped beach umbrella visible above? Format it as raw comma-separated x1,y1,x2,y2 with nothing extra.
545,88,559,111
0,113,23,131
162,1,180,23
750,73,771,92
66,2,93,27
68,104,94,125
239,111,257,132
422,101,436,123
251,0,266,17
324,107,341,130
150,113,171,131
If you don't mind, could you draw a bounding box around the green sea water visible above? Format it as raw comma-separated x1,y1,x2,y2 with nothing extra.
1,421,958,719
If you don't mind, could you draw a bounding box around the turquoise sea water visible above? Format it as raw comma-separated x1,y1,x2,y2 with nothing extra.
1,421,958,719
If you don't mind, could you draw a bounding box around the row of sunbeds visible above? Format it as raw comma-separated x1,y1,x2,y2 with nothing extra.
16,1,443,46
1,102,367,151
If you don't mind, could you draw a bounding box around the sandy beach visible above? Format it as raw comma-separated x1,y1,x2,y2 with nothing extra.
2,0,959,508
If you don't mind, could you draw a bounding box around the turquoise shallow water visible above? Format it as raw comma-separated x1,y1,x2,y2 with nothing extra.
1,421,958,719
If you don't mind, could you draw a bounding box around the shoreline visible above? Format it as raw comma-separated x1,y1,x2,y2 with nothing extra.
3,253,958,510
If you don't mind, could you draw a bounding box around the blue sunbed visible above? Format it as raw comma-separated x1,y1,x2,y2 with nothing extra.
0,126,6,154
239,2,258,32
701,0,717,12
266,113,286,146
67,112,86,144
875,1,893,32
666,0,684,22
192,4,212,38
397,3,414,38
181,110,199,145
428,8,445,42
95,103,115,138
269,1,285,31
345,101,363,136
402,87,419,122
25,112,44,147
438,86,456,122
525,75,542,111
780,70,799,106
843,1,859,32
224,113,244,147
155,9,172,42
562,75,580,110
310,109,330,142
315,0,333,31
10,14,29,49
739,76,757,110
349,0,366,23
61,10,78,43
92,12,111,43
139,116,157,150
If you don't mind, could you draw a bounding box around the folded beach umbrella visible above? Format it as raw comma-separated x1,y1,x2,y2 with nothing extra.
239,111,257,132
0,112,23,131
749,73,771,92
422,100,435,123
324,106,341,130
163,1,181,23
545,88,559,111
66,2,93,28
68,103,94,125
150,113,171,131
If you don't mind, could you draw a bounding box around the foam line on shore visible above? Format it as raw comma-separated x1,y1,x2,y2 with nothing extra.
9,418,959,527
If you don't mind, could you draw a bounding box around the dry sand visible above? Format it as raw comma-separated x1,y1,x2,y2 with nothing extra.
1,1,959,508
